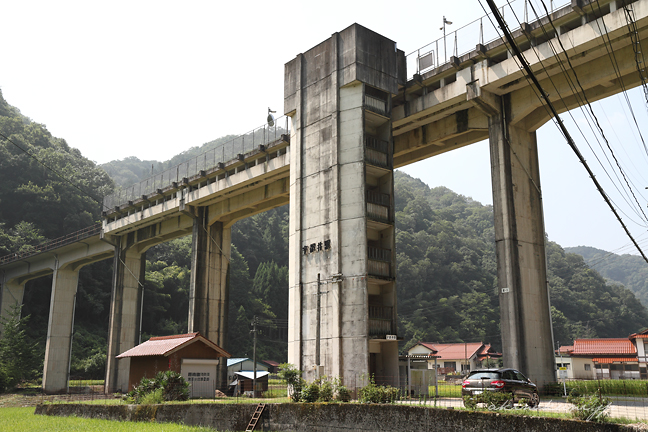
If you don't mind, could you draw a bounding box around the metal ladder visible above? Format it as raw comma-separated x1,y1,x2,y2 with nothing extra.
245,403,266,432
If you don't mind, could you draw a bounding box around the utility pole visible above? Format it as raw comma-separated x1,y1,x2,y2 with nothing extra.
251,316,258,397
557,341,567,396
315,273,321,377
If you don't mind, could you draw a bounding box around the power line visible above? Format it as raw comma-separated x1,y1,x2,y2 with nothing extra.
534,0,648,224
481,0,648,264
510,0,648,225
592,0,648,158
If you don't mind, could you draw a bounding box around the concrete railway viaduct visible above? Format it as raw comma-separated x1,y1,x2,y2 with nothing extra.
1,0,646,394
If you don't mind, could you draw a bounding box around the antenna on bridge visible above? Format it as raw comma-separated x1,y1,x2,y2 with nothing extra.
267,107,276,127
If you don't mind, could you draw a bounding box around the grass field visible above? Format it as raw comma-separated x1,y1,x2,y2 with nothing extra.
69,380,104,387
0,407,217,432
565,380,648,396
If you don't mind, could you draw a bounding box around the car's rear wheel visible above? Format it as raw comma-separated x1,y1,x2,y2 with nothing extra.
527,391,540,408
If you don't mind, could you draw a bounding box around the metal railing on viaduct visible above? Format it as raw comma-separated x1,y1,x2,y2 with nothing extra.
0,116,291,266
0,224,102,266
405,0,570,78
102,116,290,210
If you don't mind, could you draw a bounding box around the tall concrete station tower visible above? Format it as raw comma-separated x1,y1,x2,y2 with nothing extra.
284,24,405,384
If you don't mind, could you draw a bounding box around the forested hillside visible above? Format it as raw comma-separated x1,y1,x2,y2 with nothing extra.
0,89,115,379
566,245,648,307
393,173,648,350
1,89,647,383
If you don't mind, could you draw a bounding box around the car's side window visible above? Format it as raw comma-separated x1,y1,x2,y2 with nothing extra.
514,371,527,381
502,371,515,380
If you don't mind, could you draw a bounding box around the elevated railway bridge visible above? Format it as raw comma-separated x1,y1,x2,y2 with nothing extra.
1,0,646,394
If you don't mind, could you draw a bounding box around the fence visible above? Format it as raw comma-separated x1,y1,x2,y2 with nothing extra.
405,0,571,78
14,376,648,421
103,116,290,210
0,223,101,265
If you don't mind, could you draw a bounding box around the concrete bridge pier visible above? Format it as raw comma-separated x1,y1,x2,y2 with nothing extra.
105,246,145,393
285,24,404,385
43,266,79,393
488,94,555,386
188,208,230,389
0,278,25,329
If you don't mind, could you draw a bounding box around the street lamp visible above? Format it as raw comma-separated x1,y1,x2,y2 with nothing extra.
440,16,453,63
267,107,276,127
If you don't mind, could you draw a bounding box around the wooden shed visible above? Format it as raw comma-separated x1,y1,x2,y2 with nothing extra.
230,371,270,395
116,332,230,398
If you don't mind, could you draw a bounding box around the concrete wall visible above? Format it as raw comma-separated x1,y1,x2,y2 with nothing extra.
35,402,637,432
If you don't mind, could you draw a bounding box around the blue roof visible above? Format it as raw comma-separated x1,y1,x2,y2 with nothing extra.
227,358,250,367
227,358,273,368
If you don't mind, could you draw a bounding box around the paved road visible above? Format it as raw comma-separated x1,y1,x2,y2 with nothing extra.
399,396,648,420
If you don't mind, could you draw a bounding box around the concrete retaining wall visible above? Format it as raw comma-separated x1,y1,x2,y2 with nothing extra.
35,403,636,432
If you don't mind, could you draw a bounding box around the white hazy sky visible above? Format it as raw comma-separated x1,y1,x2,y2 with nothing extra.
2,0,648,256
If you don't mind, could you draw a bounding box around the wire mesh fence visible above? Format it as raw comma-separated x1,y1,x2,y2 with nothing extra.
12,375,648,422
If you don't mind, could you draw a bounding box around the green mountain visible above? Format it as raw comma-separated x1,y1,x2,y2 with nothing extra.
0,89,116,380
1,90,647,382
565,245,648,307
393,172,648,350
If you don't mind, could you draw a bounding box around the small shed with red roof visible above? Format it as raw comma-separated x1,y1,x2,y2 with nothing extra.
116,332,230,397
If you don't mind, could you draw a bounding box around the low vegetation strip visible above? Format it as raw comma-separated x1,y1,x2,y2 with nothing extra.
0,407,215,432
565,380,648,397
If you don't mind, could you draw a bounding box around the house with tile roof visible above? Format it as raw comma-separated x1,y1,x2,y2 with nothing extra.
116,332,230,397
555,338,639,380
407,342,501,374
629,329,648,379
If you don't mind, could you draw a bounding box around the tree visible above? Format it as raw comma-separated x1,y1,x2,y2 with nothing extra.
0,305,39,391
252,261,288,321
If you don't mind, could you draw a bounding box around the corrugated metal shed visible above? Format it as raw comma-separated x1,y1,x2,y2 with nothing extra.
116,332,230,359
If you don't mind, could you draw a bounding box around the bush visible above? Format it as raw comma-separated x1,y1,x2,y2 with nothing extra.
278,363,304,402
139,388,164,405
543,382,563,396
336,385,352,402
331,377,351,402
301,381,320,403
157,371,189,401
358,377,400,404
124,371,189,404
567,391,611,423
463,391,513,410
319,379,334,402
483,391,513,409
